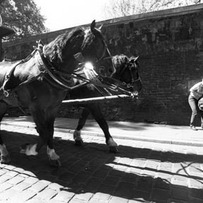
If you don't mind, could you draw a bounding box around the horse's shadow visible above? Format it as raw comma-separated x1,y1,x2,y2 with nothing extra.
1,130,203,202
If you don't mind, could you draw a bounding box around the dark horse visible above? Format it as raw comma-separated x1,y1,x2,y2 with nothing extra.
0,20,115,165
66,54,142,152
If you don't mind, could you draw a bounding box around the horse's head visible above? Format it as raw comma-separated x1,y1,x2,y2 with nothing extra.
42,20,115,77
81,20,115,77
112,55,142,95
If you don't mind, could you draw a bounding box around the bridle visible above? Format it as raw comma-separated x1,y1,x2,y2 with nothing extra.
114,60,141,88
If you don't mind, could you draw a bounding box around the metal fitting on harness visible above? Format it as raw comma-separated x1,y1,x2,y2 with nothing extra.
3,89,9,97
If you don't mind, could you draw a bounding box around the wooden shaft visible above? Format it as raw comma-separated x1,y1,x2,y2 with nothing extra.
62,94,137,104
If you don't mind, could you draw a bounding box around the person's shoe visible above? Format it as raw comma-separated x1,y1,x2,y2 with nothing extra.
190,125,197,131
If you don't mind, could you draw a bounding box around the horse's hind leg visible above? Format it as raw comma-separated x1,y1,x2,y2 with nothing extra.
73,107,90,146
0,101,10,163
89,104,118,153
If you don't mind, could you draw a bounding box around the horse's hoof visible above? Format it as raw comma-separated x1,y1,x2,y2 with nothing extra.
49,159,61,167
0,155,11,164
109,146,118,153
74,140,83,146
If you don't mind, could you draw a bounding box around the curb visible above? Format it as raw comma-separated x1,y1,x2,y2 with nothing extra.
2,122,203,147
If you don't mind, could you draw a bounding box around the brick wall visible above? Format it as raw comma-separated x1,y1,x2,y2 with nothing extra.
3,4,203,125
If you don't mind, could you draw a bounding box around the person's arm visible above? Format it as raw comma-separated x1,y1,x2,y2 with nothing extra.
190,83,203,99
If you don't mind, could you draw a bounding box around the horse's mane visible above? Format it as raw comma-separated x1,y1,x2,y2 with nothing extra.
43,27,85,65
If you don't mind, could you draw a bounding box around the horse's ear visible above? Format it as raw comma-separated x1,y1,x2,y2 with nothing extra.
90,20,96,32
134,56,139,61
130,56,139,62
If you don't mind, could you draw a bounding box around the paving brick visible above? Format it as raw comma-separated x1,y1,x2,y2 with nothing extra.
187,163,203,176
153,177,170,190
145,160,160,170
3,165,16,171
156,171,173,183
13,167,25,174
24,176,39,185
10,189,37,202
114,181,135,199
188,197,203,203
136,176,153,192
0,169,7,176
6,174,25,185
12,181,31,191
6,171,18,178
85,177,103,191
104,174,122,186
171,175,189,187
26,198,49,203
132,189,150,201
150,188,170,201
51,190,75,202
93,166,111,178
167,199,188,203
188,178,203,189
70,192,93,202
58,171,75,183
0,175,13,184
0,188,19,201
71,171,90,184
89,192,111,202
159,162,173,172
122,172,138,183
48,182,63,191
170,186,189,201
108,196,128,203
0,182,13,192
29,180,50,192
35,188,58,200
189,188,203,200
128,200,146,203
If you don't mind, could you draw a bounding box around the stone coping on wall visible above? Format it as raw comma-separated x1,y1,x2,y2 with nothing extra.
3,3,203,48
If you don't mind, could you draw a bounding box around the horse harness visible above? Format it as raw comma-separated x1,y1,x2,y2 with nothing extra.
0,43,134,98
114,60,141,89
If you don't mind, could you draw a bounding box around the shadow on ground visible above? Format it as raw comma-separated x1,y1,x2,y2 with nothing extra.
1,130,203,202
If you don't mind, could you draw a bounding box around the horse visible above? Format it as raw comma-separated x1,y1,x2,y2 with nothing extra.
0,20,115,166
66,54,142,152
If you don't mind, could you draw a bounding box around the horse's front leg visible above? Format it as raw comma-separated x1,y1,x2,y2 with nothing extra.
0,143,10,164
20,108,46,156
90,104,118,153
0,101,10,163
73,107,90,146
46,116,61,167
21,109,61,166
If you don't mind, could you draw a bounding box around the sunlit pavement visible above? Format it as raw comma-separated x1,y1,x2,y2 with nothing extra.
0,116,203,202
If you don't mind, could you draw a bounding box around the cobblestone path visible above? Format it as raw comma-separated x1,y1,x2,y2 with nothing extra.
0,125,203,202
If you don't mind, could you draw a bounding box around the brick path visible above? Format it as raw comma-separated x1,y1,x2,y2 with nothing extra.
0,123,203,202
